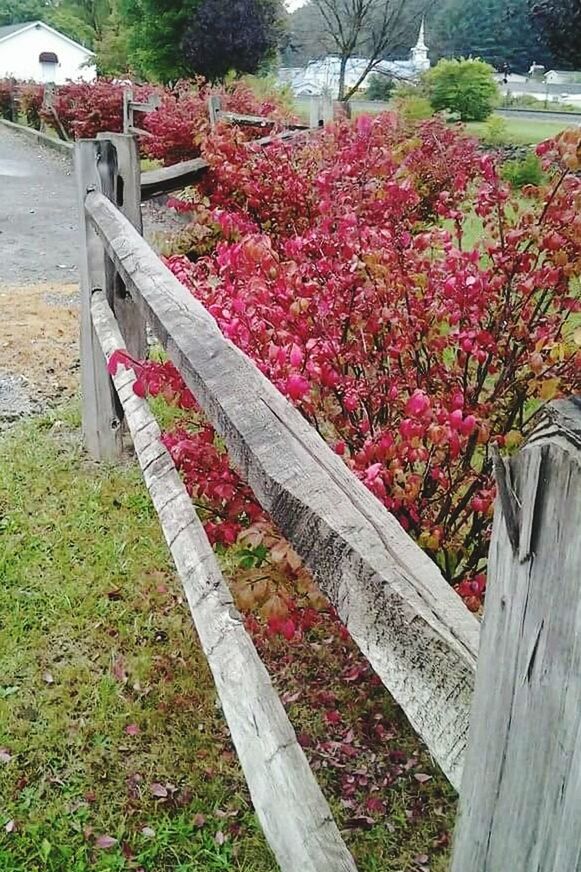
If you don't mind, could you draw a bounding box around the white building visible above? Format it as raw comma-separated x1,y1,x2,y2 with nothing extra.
0,21,96,83
280,19,430,98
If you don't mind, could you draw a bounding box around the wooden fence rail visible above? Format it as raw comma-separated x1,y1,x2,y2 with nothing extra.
90,288,358,872
76,132,581,870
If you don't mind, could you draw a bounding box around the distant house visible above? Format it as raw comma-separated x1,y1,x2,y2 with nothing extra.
280,19,430,98
0,21,96,83
545,70,581,85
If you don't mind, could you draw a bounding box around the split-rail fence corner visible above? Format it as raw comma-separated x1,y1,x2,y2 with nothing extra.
74,125,581,871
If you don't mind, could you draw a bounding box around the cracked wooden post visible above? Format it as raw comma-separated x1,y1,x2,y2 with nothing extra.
75,138,123,460
451,397,581,871
208,94,221,128
96,132,147,361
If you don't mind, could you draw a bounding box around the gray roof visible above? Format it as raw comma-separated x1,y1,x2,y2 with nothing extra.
0,21,34,40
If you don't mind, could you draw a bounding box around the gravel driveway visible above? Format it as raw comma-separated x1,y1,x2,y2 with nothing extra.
0,125,180,424
0,126,79,285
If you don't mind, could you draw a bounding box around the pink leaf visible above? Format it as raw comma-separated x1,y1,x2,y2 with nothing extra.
150,782,168,798
125,723,140,736
95,834,118,849
111,656,127,684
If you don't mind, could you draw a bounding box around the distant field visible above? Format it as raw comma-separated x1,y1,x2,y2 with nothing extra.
465,116,573,145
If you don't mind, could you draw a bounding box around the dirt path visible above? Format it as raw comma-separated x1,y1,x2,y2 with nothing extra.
0,126,177,426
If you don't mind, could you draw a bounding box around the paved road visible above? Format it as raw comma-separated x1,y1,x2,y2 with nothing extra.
496,108,581,123
0,126,79,285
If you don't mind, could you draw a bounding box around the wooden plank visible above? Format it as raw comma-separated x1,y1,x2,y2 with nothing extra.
451,398,581,871
90,289,359,872
85,190,480,789
140,157,209,200
74,141,123,460
96,133,147,361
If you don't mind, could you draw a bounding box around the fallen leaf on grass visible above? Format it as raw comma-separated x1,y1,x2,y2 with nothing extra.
42,671,54,685
192,813,206,828
125,724,140,736
141,827,155,838
4,820,16,833
0,749,12,763
414,773,432,784
150,782,168,798
214,831,226,847
112,656,127,684
95,834,118,849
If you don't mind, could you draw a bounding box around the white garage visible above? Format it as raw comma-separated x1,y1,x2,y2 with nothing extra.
0,20,96,83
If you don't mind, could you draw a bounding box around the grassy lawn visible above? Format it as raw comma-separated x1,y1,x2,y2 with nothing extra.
0,406,456,871
465,115,574,145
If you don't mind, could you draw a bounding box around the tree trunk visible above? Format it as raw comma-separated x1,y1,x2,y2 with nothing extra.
338,54,348,101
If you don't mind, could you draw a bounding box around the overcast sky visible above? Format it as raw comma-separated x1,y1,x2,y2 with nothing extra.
285,0,307,10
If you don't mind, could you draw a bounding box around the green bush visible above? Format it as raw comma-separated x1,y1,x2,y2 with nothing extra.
366,73,395,102
501,152,545,188
482,115,510,146
395,94,433,123
426,58,498,122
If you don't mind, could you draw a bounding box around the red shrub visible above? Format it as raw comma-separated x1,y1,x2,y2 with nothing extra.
114,120,580,610
0,78,14,120
141,79,293,166
18,82,44,129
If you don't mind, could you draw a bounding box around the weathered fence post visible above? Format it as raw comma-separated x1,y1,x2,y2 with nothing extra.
451,397,581,871
75,138,123,459
309,95,322,128
96,132,147,361
208,95,221,128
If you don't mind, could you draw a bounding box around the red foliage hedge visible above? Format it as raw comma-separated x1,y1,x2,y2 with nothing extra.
145,118,580,611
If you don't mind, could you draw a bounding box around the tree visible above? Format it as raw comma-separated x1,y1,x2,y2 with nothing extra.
0,0,48,25
426,57,498,120
430,0,556,72
119,0,198,82
366,72,395,100
309,0,430,101
182,0,282,82
529,0,581,67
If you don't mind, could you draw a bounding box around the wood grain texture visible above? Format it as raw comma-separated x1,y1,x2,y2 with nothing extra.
85,191,480,789
90,289,359,872
451,397,581,871
96,133,147,361
75,140,122,460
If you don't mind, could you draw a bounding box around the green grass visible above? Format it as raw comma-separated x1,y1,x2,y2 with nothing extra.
0,407,275,872
465,115,574,145
0,406,456,870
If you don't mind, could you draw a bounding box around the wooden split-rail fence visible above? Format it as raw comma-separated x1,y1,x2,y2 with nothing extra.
76,128,581,871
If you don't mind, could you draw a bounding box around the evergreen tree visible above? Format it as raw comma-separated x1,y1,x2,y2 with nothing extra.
119,0,198,82
430,0,556,72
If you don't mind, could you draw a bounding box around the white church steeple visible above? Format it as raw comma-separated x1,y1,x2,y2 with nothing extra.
410,18,430,72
